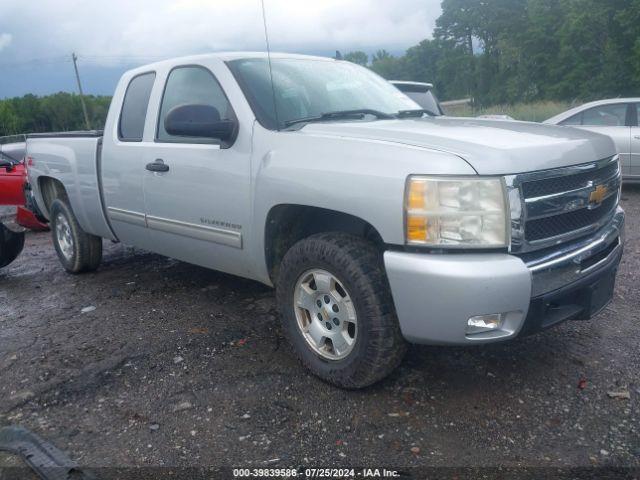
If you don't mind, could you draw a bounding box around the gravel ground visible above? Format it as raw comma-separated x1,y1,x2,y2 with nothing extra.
0,187,638,478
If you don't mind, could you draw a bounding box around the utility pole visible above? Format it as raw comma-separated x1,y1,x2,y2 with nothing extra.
71,53,91,130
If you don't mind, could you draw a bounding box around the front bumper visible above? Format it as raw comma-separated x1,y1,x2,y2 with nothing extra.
384,208,625,345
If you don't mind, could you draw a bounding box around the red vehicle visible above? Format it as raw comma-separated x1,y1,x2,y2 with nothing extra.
0,138,48,268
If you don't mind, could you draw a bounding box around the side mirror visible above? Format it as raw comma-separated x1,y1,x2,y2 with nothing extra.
164,104,237,143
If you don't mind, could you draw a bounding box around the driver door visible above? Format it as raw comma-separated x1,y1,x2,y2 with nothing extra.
142,63,252,277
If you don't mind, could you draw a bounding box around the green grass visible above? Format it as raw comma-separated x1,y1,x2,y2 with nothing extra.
444,100,575,123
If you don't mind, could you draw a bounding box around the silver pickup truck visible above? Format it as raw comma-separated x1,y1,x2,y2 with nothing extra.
27,53,625,388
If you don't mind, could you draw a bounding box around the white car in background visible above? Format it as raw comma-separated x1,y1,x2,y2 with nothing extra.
545,98,640,182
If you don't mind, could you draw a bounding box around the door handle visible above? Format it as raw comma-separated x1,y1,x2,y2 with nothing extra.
634,135,640,140
146,159,170,173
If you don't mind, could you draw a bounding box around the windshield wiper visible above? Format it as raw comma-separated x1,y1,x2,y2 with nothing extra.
397,109,436,118
284,109,395,128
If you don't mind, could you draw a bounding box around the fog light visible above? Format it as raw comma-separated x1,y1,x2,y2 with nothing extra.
466,314,504,335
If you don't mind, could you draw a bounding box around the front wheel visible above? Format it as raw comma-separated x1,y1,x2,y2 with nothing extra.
0,223,25,269
50,199,102,274
276,233,406,389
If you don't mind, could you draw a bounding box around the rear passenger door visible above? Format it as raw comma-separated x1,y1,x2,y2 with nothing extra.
102,71,156,247
142,62,252,277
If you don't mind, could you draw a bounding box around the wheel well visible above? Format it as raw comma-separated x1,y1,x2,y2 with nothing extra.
38,177,68,218
265,205,385,282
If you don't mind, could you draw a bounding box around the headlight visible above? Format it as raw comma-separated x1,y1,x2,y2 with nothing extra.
405,176,509,248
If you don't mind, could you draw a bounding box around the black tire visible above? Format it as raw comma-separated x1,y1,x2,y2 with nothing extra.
0,223,25,269
50,199,102,274
276,232,406,389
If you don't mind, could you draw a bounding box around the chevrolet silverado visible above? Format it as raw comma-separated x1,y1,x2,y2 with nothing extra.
26,53,625,388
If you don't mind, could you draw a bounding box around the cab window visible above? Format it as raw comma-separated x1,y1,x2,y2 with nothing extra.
119,72,156,142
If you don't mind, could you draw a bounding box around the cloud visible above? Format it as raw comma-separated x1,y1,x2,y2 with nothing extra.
0,33,12,52
0,0,441,65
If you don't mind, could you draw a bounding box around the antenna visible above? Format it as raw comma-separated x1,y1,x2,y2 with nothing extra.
261,0,280,130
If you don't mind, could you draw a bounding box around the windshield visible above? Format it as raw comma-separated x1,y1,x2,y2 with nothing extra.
227,58,419,130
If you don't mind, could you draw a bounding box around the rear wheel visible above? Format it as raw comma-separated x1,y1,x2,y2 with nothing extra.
276,232,406,389
0,223,25,269
50,199,102,274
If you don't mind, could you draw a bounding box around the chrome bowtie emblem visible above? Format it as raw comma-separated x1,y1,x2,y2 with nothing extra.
589,185,608,206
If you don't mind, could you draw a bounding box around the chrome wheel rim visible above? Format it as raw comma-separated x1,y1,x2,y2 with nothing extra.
55,213,74,260
294,269,358,361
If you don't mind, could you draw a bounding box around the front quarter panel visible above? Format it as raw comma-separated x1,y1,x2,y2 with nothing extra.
249,125,477,283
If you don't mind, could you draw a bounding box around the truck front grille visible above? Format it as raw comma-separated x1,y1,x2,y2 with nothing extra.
507,156,621,253
525,194,617,242
521,162,619,199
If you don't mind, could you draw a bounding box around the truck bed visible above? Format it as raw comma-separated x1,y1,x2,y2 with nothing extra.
27,131,103,139
26,132,116,241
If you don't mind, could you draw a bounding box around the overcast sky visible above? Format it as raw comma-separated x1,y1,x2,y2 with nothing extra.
0,0,441,98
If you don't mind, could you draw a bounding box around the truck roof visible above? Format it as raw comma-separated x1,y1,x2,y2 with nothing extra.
128,52,336,74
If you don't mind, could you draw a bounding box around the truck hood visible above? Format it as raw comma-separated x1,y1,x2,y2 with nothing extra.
301,117,616,175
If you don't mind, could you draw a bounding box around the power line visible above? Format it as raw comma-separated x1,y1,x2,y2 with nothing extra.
0,56,71,68
0,53,170,69
80,54,169,59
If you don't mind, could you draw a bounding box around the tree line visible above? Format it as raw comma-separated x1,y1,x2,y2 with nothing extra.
1,0,639,136
346,0,640,106
0,93,110,137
